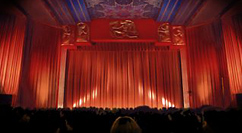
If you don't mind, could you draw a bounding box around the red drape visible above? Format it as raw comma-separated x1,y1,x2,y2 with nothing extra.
186,21,231,108
0,13,26,105
65,43,183,109
222,14,242,105
17,20,61,108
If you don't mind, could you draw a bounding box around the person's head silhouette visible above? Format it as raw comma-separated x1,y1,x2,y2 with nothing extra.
110,116,142,133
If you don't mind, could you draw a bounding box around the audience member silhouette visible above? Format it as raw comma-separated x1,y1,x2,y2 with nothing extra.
1,105,242,133
110,116,142,133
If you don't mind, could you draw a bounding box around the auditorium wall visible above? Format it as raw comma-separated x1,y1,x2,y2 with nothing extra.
0,9,61,108
186,21,231,108
1,8,242,109
222,13,242,106
0,11,26,106
186,13,242,108
17,20,61,109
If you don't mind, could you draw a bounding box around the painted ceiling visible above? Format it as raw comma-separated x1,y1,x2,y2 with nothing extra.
43,0,204,25
85,0,163,19
15,0,238,26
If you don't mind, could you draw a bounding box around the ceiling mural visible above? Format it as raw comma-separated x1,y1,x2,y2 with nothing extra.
40,0,233,26
85,0,163,19
43,0,205,25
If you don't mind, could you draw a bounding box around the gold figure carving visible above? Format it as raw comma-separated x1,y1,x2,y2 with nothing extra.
62,25,74,45
158,23,171,42
172,26,185,45
110,20,138,39
76,22,89,42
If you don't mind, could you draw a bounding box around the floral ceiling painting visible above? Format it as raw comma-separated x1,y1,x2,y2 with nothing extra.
44,0,205,25
85,0,163,19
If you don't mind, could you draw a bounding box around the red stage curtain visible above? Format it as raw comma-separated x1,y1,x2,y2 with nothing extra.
17,20,61,108
186,21,231,108
222,14,242,105
0,13,26,105
65,43,183,109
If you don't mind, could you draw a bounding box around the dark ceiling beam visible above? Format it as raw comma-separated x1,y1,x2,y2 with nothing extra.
218,0,240,19
0,0,27,16
13,2,29,17
15,0,61,28
41,0,61,26
185,0,207,26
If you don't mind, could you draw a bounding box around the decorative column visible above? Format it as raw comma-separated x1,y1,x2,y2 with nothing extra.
58,48,67,108
180,48,190,108
57,22,90,108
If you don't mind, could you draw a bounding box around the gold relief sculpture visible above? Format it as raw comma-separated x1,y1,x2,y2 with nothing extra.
110,20,138,39
172,26,185,45
76,22,89,42
158,23,171,42
62,25,74,45
62,25,71,45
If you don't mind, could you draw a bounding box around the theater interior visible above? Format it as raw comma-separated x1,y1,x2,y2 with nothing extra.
1,0,242,133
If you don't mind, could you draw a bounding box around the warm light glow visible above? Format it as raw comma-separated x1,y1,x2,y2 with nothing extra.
58,104,63,108
138,84,143,95
84,97,86,103
92,90,95,99
73,103,76,108
161,97,175,108
148,90,156,100
95,89,98,97
79,99,82,106
148,90,152,99
162,98,165,106
152,92,155,100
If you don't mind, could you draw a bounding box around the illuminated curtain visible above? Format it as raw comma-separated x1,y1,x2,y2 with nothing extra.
17,20,61,108
0,13,26,105
222,14,242,105
64,43,183,109
186,21,231,108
